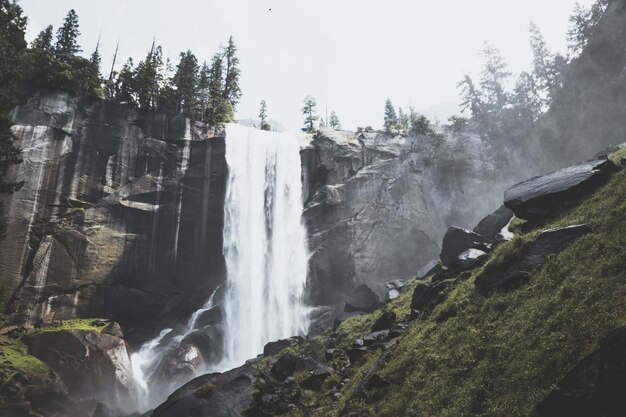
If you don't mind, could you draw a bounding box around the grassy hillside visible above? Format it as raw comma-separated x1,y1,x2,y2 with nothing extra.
262,151,626,417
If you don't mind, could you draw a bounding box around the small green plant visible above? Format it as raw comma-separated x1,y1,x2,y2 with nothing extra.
194,383,217,398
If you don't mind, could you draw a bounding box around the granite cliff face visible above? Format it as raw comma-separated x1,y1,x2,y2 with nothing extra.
302,128,505,304
0,92,227,337
1,93,509,338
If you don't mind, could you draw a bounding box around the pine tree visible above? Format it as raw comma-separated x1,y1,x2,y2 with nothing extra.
301,96,318,133
397,107,409,131
32,25,53,50
383,98,397,134
529,22,560,107
329,111,341,130
205,53,231,125
221,36,241,108
480,43,511,116
197,62,210,122
173,50,199,117
259,100,270,131
410,114,434,136
567,0,608,56
55,9,81,61
115,58,136,105
0,0,26,238
134,41,163,110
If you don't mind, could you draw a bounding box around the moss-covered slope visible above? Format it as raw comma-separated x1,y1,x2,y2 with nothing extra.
259,152,626,417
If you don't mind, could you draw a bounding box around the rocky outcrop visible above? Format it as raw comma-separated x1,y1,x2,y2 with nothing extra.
0,92,227,335
303,128,505,303
504,158,617,220
534,326,626,417
475,225,592,296
151,364,258,417
439,226,490,267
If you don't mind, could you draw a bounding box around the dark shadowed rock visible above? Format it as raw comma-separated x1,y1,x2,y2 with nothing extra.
416,260,443,279
308,304,341,336
534,326,626,417
473,205,514,241
344,285,380,313
301,365,334,390
440,227,490,267
347,348,368,364
371,310,396,332
151,364,258,417
363,330,390,346
504,158,617,220
475,225,592,296
411,281,447,313
270,353,298,380
263,336,304,356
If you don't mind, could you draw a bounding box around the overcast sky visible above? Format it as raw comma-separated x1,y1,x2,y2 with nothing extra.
20,0,596,132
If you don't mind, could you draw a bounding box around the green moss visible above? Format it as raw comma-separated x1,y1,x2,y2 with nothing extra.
0,335,50,384
373,168,626,417
28,318,109,334
194,383,217,398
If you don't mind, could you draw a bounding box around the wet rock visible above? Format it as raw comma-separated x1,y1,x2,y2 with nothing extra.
416,260,443,280
263,336,304,356
101,321,123,338
473,205,514,242
347,348,368,364
23,328,136,415
411,281,447,314
475,225,592,296
371,310,396,332
386,289,400,301
453,248,488,271
325,349,345,361
363,331,390,347
534,326,626,417
151,364,258,417
270,353,299,381
344,285,380,313
308,304,340,336
385,280,405,291
504,157,617,221
440,227,490,267
301,365,334,390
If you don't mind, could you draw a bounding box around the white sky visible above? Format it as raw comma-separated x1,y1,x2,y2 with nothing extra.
20,0,596,132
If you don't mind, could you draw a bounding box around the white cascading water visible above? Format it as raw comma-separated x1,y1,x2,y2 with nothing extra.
220,123,310,369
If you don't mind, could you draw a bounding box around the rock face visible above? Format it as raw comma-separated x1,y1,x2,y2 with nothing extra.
303,128,505,303
473,205,514,241
0,92,227,333
439,226,490,267
23,327,136,415
534,326,626,417
475,225,592,296
344,285,380,313
504,158,617,220
151,364,258,417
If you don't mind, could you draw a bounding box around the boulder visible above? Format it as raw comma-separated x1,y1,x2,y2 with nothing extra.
371,310,396,332
473,205,514,241
23,328,137,415
385,280,405,291
263,336,304,357
363,331,390,347
301,365,334,390
386,289,400,301
440,227,490,267
534,326,626,417
344,285,380,313
411,282,447,313
416,260,443,280
270,353,298,381
453,248,488,271
151,364,258,417
504,158,617,221
475,225,592,296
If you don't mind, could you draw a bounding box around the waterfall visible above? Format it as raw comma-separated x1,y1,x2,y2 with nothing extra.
220,123,310,368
